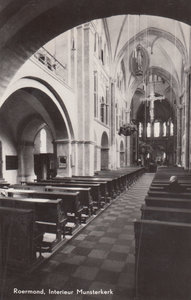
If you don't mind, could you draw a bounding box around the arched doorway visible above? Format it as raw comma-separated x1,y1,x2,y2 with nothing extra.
34,125,55,180
101,132,109,170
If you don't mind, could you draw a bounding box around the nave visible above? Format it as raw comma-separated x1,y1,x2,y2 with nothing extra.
1,4,191,300
3,173,154,300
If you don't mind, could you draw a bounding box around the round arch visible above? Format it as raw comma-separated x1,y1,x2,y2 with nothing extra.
1,77,74,140
0,80,74,182
101,131,109,170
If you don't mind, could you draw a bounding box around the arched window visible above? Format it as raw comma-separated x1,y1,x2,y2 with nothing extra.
147,123,151,138
170,122,174,136
40,128,47,153
100,97,105,123
139,123,143,137
163,122,167,136
154,121,160,137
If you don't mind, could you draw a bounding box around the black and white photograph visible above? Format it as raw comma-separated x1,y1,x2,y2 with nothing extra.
0,0,191,299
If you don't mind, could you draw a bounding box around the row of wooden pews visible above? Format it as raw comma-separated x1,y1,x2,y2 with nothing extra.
0,167,144,275
0,206,43,273
134,166,191,300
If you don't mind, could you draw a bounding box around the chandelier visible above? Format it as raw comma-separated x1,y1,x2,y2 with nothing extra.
118,120,137,136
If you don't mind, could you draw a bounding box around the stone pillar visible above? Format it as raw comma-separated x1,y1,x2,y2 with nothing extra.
134,131,138,162
70,28,76,89
110,80,116,169
94,145,98,172
176,104,183,165
54,139,72,177
83,23,94,175
125,110,131,166
75,23,95,176
76,141,85,175
84,141,94,176
160,122,163,137
126,136,131,166
71,140,78,176
97,146,101,172
76,25,85,175
18,141,36,182
184,70,190,169
167,121,170,136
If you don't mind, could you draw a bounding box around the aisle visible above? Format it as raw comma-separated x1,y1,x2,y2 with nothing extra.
6,173,154,300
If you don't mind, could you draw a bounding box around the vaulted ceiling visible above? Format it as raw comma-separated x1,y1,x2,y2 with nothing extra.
103,15,190,109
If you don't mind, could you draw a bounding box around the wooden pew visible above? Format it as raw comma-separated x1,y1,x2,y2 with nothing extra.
0,206,43,272
28,181,102,209
149,186,191,192
152,179,191,185
145,195,191,209
0,196,67,251
71,176,114,200
44,186,94,222
148,190,191,199
94,175,124,194
2,188,83,236
151,182,191,187
141,204,191,223
4,188,82,220
10,185,93,221
134,219,191,300
52,178,109,205
96,167,145,190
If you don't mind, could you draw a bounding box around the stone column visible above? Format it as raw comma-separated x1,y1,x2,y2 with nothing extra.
125,110,131,166
76,25,85,175
160,122,163,137
18,141,36,182
83,23,94,175
71,140,78,176
142,121,147,141
183,68,190,169
97,146,101,172
176,103,183,165
110,80,116,169
70,28,76,89
167,121,170,136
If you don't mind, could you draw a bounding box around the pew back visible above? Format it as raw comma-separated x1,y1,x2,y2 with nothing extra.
134,219,191,300
0,207,37,271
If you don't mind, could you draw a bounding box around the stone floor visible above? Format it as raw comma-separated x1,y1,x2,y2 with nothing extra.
4,173,154,300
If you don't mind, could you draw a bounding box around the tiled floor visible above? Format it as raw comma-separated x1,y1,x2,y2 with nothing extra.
4,173,154,300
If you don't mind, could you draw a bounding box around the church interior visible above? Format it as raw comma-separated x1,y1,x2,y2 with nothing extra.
1,1,191,299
